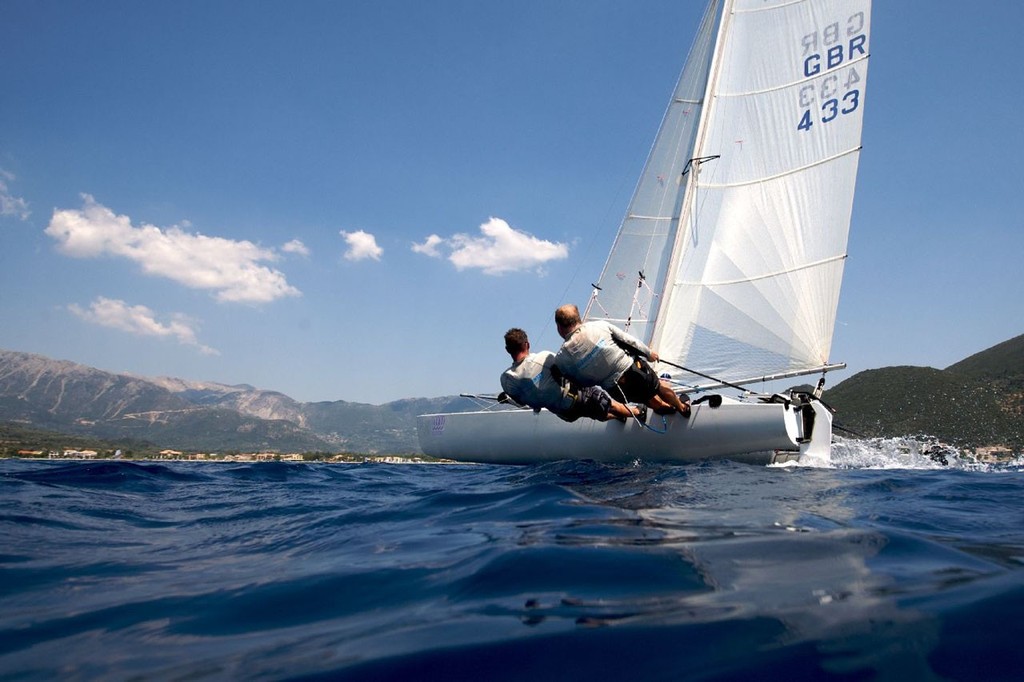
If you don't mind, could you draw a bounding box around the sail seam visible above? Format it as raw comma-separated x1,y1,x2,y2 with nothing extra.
678,253,847,287
732,0,808,13
718,53,869,98
699,146,861,189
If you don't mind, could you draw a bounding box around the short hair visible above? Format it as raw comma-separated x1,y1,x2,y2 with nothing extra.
504,327,529,354
554,304,581,329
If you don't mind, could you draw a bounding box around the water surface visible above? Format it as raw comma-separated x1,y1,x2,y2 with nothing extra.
2,440,1022,680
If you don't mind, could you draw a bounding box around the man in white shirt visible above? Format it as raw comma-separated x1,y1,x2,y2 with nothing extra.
553,304,690,417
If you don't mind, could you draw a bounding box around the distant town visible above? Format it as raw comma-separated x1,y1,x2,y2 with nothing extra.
970,445,1017,463
7,448,451,464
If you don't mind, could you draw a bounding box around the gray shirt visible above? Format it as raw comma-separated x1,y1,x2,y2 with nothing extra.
554,320,653,390
500,350,575,414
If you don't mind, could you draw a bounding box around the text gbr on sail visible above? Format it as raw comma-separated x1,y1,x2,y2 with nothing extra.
801,12,867,77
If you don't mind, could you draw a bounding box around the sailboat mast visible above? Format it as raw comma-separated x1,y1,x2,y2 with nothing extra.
648,0,733,355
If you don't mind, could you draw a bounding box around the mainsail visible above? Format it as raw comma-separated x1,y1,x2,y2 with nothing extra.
587,0,871,390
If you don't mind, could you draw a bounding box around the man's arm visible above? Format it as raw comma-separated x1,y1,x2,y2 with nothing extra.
499,372,530,408
608,323,654,360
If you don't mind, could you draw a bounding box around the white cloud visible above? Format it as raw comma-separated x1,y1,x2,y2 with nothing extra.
340,229,383,261
69,296,219,355
0,169,30,220
282,239,310,257
411,234,444,258
414,217,569,275
45,195,300,303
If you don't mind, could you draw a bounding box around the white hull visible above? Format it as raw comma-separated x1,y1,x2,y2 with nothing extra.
417,397,832,465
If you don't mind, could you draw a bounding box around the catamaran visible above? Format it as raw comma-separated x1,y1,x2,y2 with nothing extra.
418,0,871,465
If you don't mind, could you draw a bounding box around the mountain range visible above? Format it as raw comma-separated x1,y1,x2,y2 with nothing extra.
0,350,484,454
2,334,1022,455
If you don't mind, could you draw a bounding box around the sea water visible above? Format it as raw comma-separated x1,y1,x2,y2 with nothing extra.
2,439,1022,681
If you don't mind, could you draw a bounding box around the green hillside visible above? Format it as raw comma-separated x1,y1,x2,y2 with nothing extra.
825,334,1024,449
0,421,153,457
946,334,1024,382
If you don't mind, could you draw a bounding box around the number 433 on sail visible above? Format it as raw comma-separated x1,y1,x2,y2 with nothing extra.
797,66,862,132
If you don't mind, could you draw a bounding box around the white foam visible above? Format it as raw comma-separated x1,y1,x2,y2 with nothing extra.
767,435,1022,471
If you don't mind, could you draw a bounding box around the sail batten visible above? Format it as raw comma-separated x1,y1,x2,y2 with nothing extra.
732,0,807,13
678,253,847,288
627,215,675,221
699,145,862,189
716,53,869,98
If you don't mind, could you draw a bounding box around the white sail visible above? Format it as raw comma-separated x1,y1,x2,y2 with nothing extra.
590,0,871,389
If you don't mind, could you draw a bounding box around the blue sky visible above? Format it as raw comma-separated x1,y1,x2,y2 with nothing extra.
2,1,1022,405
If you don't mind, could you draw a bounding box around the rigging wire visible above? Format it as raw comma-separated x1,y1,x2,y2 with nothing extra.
655,357,749,393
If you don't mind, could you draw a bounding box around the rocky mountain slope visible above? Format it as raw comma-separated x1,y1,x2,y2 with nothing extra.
0,350,481,453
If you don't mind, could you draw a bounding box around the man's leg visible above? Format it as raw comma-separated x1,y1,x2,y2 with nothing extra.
607,399,641,422
656,381,691,416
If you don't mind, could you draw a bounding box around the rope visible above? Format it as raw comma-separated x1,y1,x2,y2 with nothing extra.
640,414,669,434
655,358,749,393
610,383,670,434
